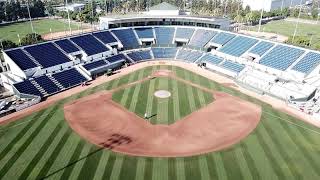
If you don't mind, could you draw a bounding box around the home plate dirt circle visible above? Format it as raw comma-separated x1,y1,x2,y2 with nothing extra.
154,90,171,98
64,90,262,157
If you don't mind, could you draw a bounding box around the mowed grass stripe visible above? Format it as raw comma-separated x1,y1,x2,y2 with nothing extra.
120,72,139,106
156,78,169,125
171,68,181,122
183,71,196,111
135,158,146,180
0,100,66,179
244,134,278,180
129,69,146,111
102,153,117,179
93,151,111,180
152,158,168,180
175,158,186,180
220,148,245,180
198,156,211,180
184,156,201,180
238,142,261,179
254,118,296,179
119,155,138,180
77,146,104,180
109,154,125,180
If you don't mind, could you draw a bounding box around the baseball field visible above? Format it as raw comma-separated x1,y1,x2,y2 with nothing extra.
1,65,320,180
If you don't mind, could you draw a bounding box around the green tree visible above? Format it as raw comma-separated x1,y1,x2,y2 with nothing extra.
21,33,43,46
0,40,17,50
234,14,244,23
245,11,260,25
311,8,318,19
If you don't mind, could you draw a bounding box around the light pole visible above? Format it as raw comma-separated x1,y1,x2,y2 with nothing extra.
307,33,314,47
66,0,72,35
26,0,34,34
292,0,304,43
258,0,265,33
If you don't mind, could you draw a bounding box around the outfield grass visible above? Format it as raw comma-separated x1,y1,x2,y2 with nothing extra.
1,65,320,180
250,19,320,48
0,19,79,43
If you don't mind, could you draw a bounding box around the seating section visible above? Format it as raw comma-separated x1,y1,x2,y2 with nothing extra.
221,60,245,73
199,54,224,65
83,60,108,71
33,75,61,95
176,49,203,62
54,39,79,53
106,54,130,64
127,50,152,62
5,49,38,70
292,52,320,74
259,45,305,71
70,34,108,56
154,27,175,45
175,28,195,39
219,36,258,57
92,31,117,44
112,29,140,49
52,68,87,88
189,29,217,47
210,32,235,46
135,28,154,39
249,41,274,56
152,48,177,59
25,43,71,68
13,80,43,97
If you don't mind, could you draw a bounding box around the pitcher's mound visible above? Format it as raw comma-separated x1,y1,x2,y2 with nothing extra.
154,90,171,98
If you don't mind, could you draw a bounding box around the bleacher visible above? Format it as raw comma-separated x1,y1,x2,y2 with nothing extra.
5,49,38,70
210,32,236,46
152,48,177,59
292,52,320,74
70,34,108,56
176,49,203,62
199,54,224,65
127,50,152,62
259,45,305,71
219,36,258,57
52,68,87,88
33,75,61,95
154,27,175,45
106,54,130,64
92,31,118,44
112,29,140,49
24,43,71,68
188,29,217,47
83,60,109,71
54,39,79,54
221,60,245,73
175,28,195,39
135,28,154,39
249,41,274,56
13,80,43,97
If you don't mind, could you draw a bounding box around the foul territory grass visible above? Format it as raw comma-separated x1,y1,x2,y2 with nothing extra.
1,65,320,179
112,77,213,125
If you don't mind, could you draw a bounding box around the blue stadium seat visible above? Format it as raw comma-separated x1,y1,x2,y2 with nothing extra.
127,50,152,62
249,41,274,56
106,54,131,64
52,68,87,88
135,28,154,39
221,60,245,73
70,34,108,56
259,45,305,71
13,80,43,97
199,54,223,65
176,49,203,62
33,75,61,95
92,31,117,44
292,52,320,74
112,29,140,49
152,48,177,59
5,49,38,70
24,43,71,68
54,39,79,53
210,32,235,45
154,27,175,45
83,60,108,71
188,29,217,47
175,28,195,39
219,36,258,57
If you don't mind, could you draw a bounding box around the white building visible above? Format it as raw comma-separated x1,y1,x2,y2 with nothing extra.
146,2,180,16
55,3,85,12
242,0,307,12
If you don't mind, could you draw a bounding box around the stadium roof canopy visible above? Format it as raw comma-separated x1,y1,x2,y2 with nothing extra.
150,2,179,11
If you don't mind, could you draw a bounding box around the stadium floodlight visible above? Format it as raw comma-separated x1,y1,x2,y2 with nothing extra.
292,0,304,43
258,0,265,33
65,0,72,35
26,0,34,34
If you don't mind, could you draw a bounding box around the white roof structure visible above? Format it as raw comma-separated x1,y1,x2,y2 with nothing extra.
146,2,180,16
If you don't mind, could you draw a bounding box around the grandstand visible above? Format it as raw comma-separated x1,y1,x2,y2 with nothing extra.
2,17,320,117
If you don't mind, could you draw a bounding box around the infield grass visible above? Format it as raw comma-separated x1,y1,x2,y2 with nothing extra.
0,65,320,180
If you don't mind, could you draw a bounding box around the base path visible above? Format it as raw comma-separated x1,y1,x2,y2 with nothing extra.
64,76,261,157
